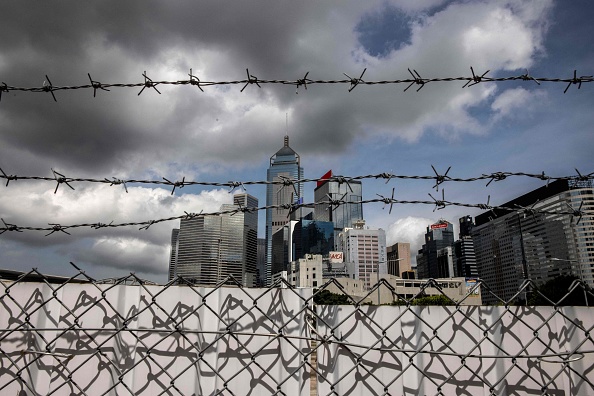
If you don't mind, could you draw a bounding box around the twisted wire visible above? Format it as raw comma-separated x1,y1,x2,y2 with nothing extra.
0,68,592,101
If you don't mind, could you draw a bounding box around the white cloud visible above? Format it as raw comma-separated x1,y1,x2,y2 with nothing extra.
490,87,547,120
386,216,434,262
0,182,232,274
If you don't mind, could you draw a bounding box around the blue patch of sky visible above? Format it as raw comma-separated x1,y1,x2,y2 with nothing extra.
355,5,412,58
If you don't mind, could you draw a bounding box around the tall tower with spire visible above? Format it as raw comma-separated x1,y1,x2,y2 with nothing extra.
264,136,303,286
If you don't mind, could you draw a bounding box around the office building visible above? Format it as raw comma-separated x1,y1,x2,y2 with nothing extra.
314,170,363,247
338,220,387,289
386,242,411,277
169,193,258,287
454,216,479,278
416,220,455,279
265,136,303,286
287,254,324,288
169,228,180,281
472,179,594,304
270,219,334,280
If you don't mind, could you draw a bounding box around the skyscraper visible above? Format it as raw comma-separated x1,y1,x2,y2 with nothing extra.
416,220,455,279
314,170,363,247
454,215,479,278
169,193,258,286
265,136,303,286
472,179,594,304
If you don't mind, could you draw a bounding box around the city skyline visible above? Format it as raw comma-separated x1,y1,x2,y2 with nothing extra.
0,0,592,282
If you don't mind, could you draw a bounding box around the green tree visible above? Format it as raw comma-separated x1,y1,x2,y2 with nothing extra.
313,289,351,305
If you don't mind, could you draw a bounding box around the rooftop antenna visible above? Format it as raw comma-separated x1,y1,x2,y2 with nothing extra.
285,113,289,146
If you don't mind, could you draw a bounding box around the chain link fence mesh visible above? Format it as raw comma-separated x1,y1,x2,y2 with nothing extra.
0,270,592,395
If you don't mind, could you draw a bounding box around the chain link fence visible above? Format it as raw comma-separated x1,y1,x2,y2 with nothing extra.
1,269,593,395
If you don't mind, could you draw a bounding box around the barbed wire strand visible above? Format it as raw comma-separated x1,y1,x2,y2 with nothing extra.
0,194,590,235
0,167,592,192
1,68,592,101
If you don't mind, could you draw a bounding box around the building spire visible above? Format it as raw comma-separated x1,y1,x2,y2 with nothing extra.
284,135,289,147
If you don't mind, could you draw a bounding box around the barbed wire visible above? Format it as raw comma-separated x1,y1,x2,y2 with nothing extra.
1,167,593,194
1,68,592,102
0,192,590,236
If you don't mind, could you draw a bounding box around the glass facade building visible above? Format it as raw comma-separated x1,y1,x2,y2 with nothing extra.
472,179,594,304
265,136,303,286
314,170,363,247
169,193,258,287
416,221,455,279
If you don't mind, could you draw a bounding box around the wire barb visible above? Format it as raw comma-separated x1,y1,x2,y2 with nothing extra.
295,72,310,94
106,177,128,193
51,169,75,194
228,181,246,193
564,70,592,93
0,82,8,102
45,224,71,236
163,177,186,195
240,69,261,92
404,68,426,92
377,187,396,214
138,71,161,95
463,67,490,88
485,172,509,187
431,165,451,191
88,73,110,97
188,68,204,92
43,75,57,102
92,221,114,229
344,68,366,92
0,218,21,235
0,167,18,186
566,200,584,225
520,69,540,85
429,189,447,211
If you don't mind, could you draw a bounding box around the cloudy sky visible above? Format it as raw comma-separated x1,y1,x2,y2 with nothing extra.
0,0,592,282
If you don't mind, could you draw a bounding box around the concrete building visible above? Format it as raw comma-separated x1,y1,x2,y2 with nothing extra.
324,275,482,305
338,220,387,290
265,136,303,286
169,193,258,287
287,254,324,288
314,170,363,248
472,179,594,304
386,242,411,277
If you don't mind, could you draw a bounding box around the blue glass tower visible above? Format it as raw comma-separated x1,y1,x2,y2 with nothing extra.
265,136,303,286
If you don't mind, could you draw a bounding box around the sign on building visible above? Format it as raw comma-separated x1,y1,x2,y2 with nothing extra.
329,251,343,263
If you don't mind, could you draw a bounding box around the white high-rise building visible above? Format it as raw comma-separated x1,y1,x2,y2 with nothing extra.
338,220,387,290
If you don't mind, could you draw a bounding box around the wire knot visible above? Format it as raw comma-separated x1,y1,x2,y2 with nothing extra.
240,68,261,92
463,67,490,88
46,224,71,236
138,71,161,95
485,172,508,186
295,72,310,94
431,165,451,191
163,177,186,195
188,68,204,92
404,68,427,92
1,218,21,235
344,68,366,92
42,75,57,101
52,169,75,193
